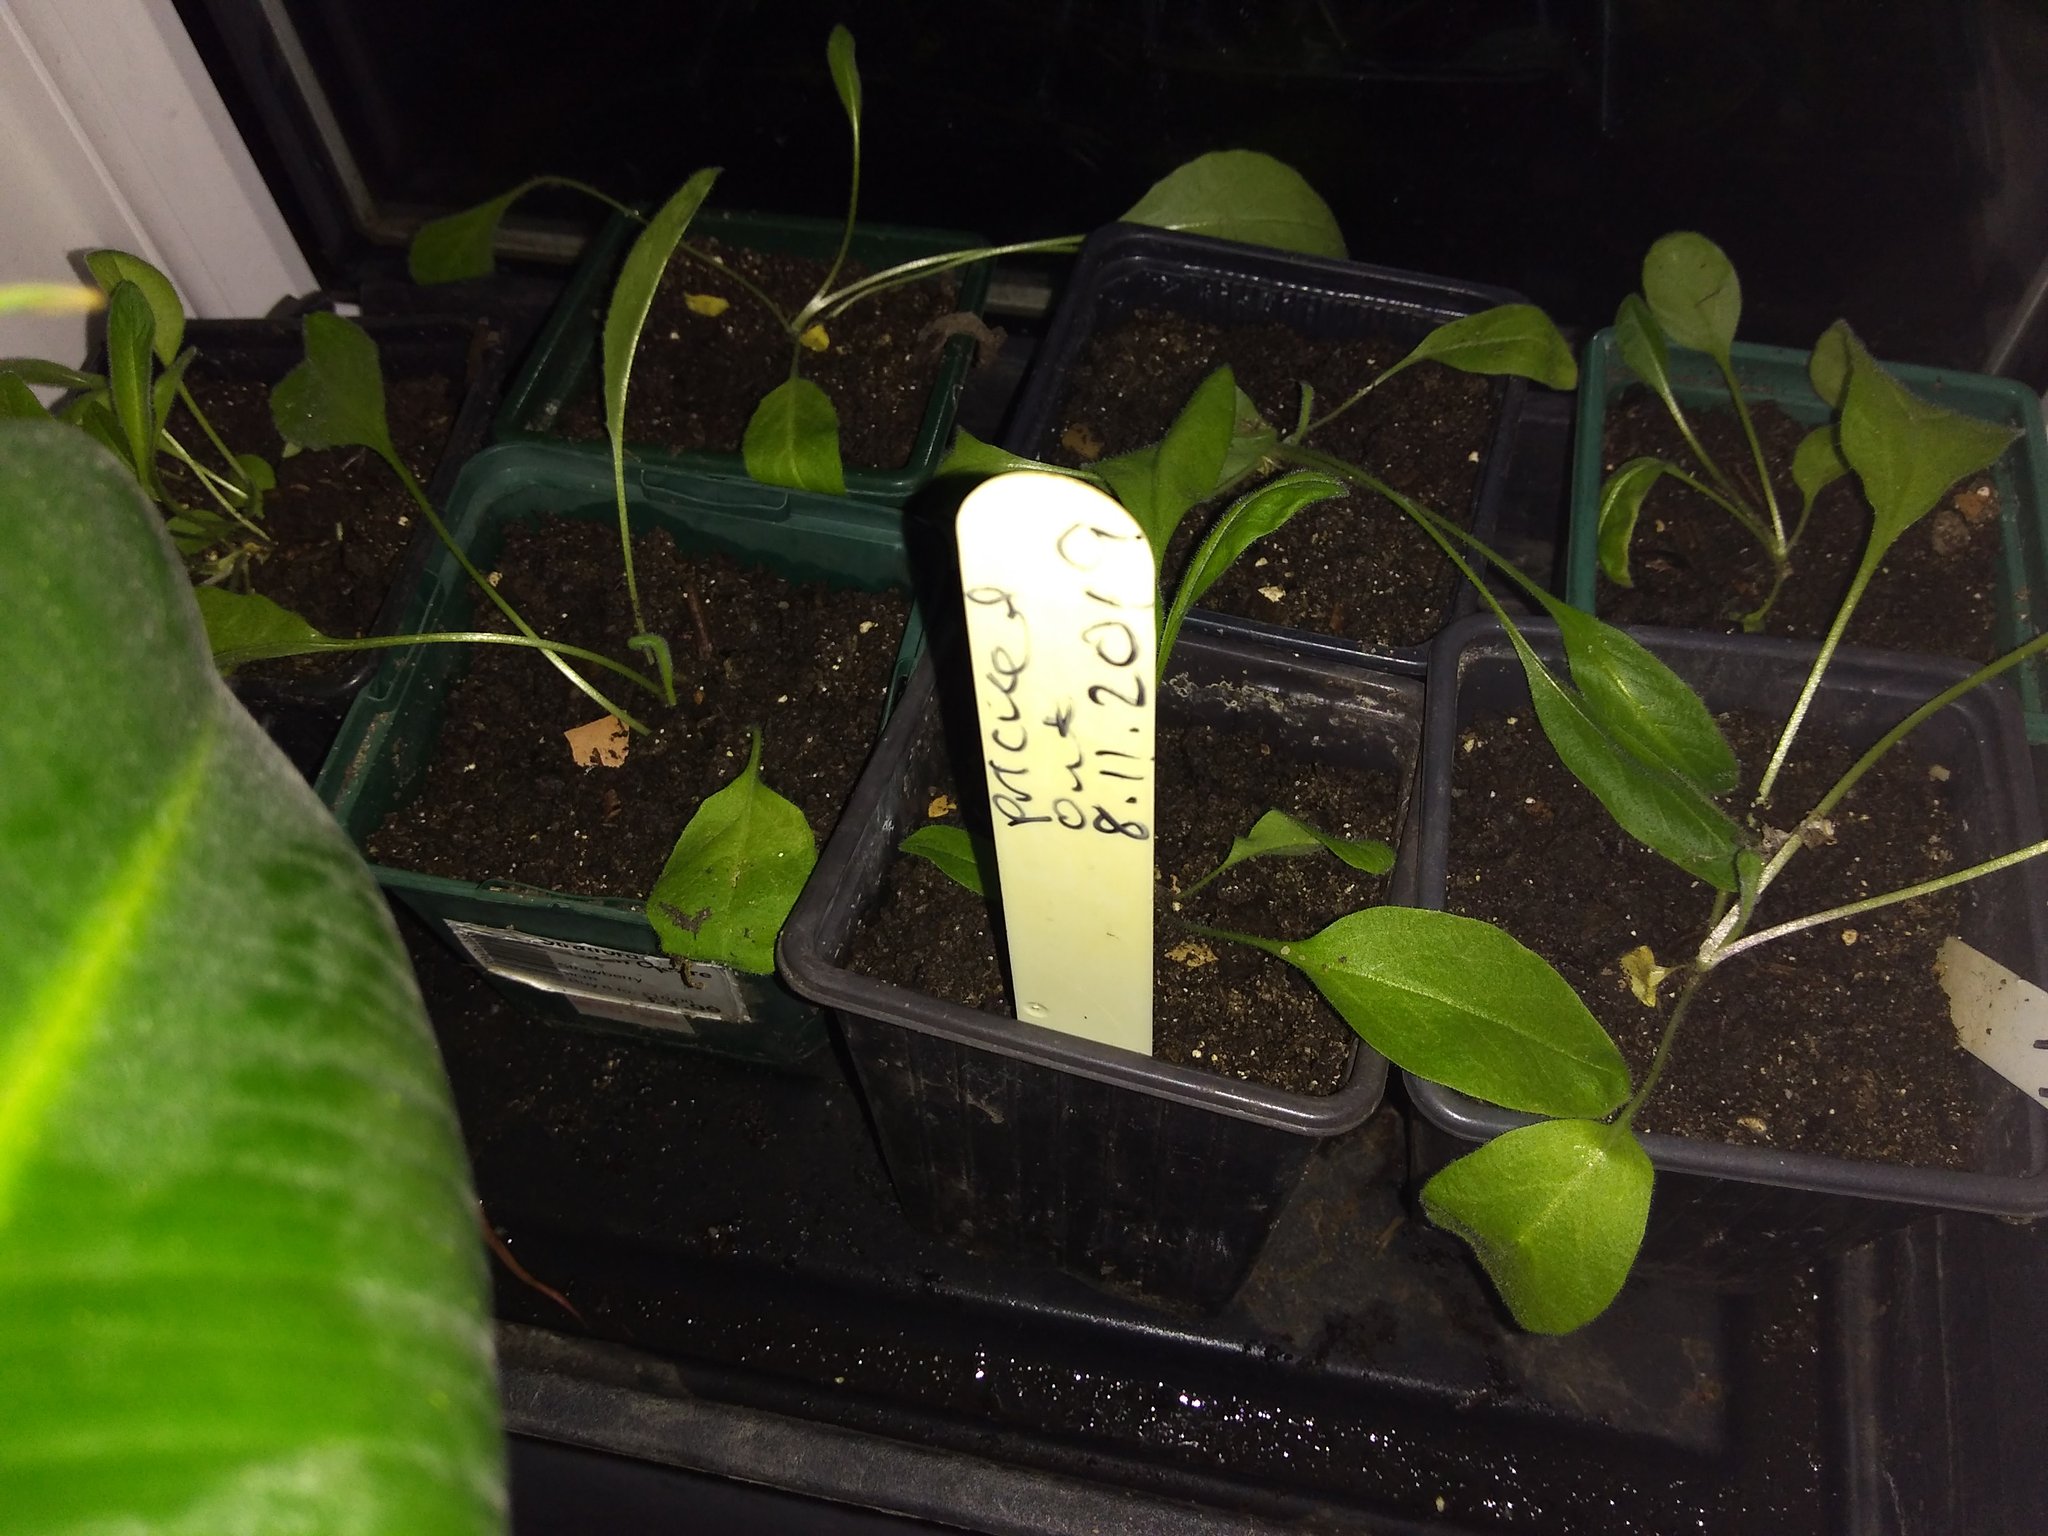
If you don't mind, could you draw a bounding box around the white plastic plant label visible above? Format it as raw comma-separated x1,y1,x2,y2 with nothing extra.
1938,936,2048,1103
955,472,1156,1054
444,921,748,1026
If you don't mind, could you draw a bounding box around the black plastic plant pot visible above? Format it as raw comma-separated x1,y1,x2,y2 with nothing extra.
495,208,995,505
1564,329,2048,743
315,442,921,1072
777,630,1410,1308
1004,221,1534,674
1405,615,2048,1285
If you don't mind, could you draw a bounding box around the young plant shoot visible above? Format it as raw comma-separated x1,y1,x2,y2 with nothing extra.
408,24,1347,495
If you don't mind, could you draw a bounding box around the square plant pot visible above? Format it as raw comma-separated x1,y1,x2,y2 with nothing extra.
1564,329,2048,740
495,208,994,505
1404,615,2048,1286
1005,221,1536,673
777,630,1413,1308
315,442,921,1072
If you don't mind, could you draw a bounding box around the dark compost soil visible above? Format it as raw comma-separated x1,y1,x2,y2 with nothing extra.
1445,709,1987,1167
848,702,1404,1097
170,369,455,682
366,517,907,897
554,236,967,471
1598,390,2004,658
1042,308,1499,649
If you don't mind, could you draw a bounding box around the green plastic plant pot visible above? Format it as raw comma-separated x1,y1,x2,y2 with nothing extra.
1565,329,2048,741
315,442,920,1071
494,208,994,505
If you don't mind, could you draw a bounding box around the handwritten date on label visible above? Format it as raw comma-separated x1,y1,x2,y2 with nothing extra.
956,473,1157,1054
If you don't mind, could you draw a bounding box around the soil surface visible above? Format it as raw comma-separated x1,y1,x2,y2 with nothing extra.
1043,308,1500,649
554,236,967,471
850,708,1405,1096
366,517,907,898
170,370,455,683
1598,390,2004,658
1446,709,1989,1167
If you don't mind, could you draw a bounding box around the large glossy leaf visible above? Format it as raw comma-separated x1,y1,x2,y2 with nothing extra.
648,731,818,975
1401,304,1577,390
1244,908,1630,1118
1838,327,2019,560
85,251,185,365
1549,605,1738,796
1095,365,1238,559
742,377,846,495
603,168,721,463
1158,470,1343,666
1641,231,1740,363
1595,456,1671,588
1502,624,1742,890
0,421,502,1533
104,281,157,490
1120,150,1345,258
1421,1118,1652,1335
270,312,396,461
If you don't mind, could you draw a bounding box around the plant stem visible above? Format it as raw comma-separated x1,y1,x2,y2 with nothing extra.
1753,557,1876,807
1662,396,1770,555
1705,836,2048,967
1293,362,1401,441
176,381,246,483
222,628,661,694
1617,971,1706,1130
815,74,862,316
1719,354,1787,549
807,236,1086,327
158,432,267,540
1657,463,1776,552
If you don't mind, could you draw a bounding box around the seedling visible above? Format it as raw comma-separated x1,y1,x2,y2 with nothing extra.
1595,231,2020,635
921,298,2048,1334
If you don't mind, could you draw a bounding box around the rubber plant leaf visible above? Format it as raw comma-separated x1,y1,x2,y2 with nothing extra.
104,280,158,492
1641,231,1741,364
1594,456,1671,588
0,372,48,420
1120,150,1346,259
1808,320,1851,409
194,587,332,671
1207,808,1393,883
1094,364,1238,561
1158,470,1343,668
1398,304,1578,390
0,419,503,1534
270,311,397,462
1838,327,2019,561
84,250,185,364
1548,605,1738,797
899,824,995,898
1422,1118,1653,1335
743,377,847,495
1501,623,1743,890
1238,907,1631,1118
648,730,818,975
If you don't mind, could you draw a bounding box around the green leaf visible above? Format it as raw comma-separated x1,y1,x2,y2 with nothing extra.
1217,385,1278,487
603,168,721,465
1735,846,1763,934
237,451,277,492
1120,150,1346,259
270,312,396,461
104,280,158,490
1641,231,1741,363
84,250,184,364
1612,293,1688,428
0,357,104,392
1838,327,2020,560
1250,907,1631,1118
193,587,332,670
62,390,126,462
1095,365,1237,559
826,24,861,129
0,372,49,420
1159,471,1343,665
743,377,847,494
648,730,818,975
900,824,993,897
407,176,605,283
1421,1119,1652,1335
0,419,502,1532
1550,605,1738,796
935,428,1097,484
1502,624,1743,890
149,344,197,437
1791,425,1848,523
1595,456,1671,588
1400,304,1578,390
1808,320,1851,409
1210,809,1394,883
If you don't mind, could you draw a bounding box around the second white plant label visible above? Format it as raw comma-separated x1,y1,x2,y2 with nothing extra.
955,472,1156,1054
